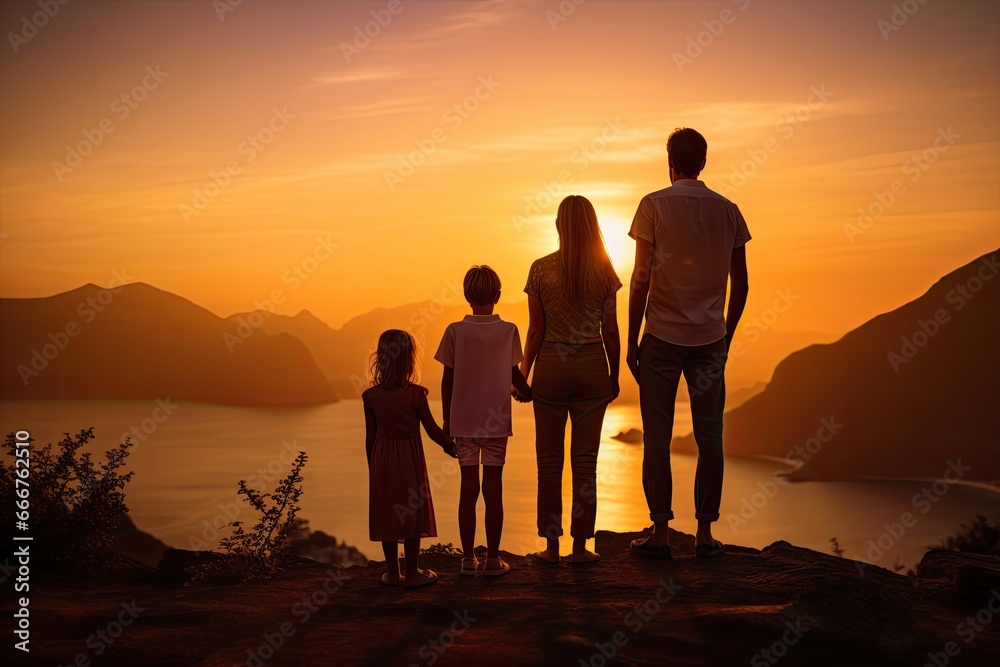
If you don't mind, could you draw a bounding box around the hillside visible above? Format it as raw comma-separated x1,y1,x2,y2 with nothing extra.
0,283,338,406
674,249,1000,482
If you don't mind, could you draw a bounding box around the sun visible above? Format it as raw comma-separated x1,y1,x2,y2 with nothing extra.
599,215,635,270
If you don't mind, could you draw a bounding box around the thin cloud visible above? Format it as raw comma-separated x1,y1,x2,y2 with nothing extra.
308,66,413,87
325,96,437,120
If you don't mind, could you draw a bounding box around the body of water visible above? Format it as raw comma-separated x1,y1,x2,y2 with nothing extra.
3,399,997,571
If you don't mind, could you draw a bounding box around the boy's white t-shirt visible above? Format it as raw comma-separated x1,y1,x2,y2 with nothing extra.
434,314,523,439
629,179,752,346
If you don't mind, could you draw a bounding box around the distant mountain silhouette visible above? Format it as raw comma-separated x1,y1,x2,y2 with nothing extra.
674,249,1000,482
0,283,337,405
233,303,831,403
230,300,525,400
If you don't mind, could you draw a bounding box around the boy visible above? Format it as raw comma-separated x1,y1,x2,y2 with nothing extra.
435,265,532,576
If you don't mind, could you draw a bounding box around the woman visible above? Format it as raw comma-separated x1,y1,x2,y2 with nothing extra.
520,195,621,564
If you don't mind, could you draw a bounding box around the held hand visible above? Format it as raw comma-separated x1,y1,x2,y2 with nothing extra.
443,439,458,459
626,342,641,383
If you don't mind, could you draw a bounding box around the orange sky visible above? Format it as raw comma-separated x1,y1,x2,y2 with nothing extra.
0,0,997,334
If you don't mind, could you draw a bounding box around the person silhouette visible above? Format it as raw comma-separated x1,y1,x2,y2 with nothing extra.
626,128,751,559
520,195,622,565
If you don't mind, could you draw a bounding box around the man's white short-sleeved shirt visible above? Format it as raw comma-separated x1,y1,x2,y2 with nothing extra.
629,179,751,346
434,314,523,438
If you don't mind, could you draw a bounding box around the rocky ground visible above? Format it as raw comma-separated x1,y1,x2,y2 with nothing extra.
18,529,1000,666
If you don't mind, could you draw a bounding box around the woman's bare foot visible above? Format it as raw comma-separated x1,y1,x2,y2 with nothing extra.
530,538,561,564
569,537,601,563
530,550,560,564
403,569,438,588
531,547,561,564
567,548,601,564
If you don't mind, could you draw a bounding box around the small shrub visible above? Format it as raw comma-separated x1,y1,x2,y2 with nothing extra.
935,515,1000,556
188,451,308,585
421,543,463,556
829,537,845,558
0,428,133,570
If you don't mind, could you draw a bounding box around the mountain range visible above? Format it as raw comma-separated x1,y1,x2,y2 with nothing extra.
4,250,995,483
229,300,831,403
673,249,999,482
0,283,337,405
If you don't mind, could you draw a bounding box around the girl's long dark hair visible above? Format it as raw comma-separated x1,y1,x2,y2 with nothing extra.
369,329,418,388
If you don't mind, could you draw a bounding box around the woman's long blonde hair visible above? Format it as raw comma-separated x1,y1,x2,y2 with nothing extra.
555,195,618,302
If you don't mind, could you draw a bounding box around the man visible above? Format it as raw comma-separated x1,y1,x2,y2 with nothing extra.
626,127,751,558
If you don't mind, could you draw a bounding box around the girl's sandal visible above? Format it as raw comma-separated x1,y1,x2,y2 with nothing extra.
380,573,402,587
528,551,560,565
404,569,439,588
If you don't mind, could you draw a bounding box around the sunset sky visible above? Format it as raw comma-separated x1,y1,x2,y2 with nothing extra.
1,0,997,335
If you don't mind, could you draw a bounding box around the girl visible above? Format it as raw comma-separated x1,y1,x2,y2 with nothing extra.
363,329,457,588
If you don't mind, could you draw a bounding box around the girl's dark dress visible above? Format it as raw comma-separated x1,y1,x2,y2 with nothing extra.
362,384,438,541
